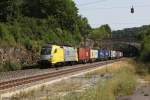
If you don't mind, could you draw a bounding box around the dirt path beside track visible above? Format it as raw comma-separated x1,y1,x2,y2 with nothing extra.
117,80,150,100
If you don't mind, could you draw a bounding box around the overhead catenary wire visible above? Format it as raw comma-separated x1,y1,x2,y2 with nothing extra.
77,0,150,10
93,23,150,26
111,22,150,25
77,0,109,6
79,4,150,11
77,0,150,29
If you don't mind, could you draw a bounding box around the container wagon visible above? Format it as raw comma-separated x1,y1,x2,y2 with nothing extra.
104,49,111,60
90,49,98,62
63,46,78,64
78,48,90,63
111,50,116,59
98,49,106,60
121,52,123,58
118,51,123,58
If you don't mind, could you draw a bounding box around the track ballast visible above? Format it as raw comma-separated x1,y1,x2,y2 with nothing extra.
0,59,122,91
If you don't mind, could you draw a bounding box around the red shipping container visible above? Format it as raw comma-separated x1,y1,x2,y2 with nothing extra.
78,48,90,61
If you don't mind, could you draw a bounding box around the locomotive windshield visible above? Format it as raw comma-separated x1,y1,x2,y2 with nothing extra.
41,47,51,55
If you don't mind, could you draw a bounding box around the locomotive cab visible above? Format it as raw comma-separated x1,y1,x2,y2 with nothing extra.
39,44,64,66
41,47,52,61
40,45,52,65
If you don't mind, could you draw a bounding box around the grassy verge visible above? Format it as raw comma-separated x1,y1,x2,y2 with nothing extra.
8,59,150,100
125,58,150,81
133,60,150,82
62,60,137,100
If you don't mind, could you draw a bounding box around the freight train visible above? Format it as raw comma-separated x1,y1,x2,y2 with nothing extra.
39,44,123,66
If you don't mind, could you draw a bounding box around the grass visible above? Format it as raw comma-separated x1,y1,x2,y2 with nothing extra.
127,59,150,82
47,80,83,93
62,63,137,100
143,75,150,82
11,89,36,100
85,59,135,78
9,80,83,100
8,59,150,100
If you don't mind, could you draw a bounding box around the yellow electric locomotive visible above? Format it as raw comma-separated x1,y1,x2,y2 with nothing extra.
39,44,78,66
40,44,64,65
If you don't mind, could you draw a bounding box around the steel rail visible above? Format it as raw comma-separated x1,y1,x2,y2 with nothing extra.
0,59,122,91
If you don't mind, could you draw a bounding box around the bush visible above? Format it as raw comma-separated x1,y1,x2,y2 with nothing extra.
134,61,150,75
0,23,16,46
8,21,22,43
140,35,150,62
0,61,21,72
23,37,33,50
0,16,84,51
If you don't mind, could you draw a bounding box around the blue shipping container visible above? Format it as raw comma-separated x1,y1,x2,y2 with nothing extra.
98,49,105,59
98,49,111,59
105,50,110,58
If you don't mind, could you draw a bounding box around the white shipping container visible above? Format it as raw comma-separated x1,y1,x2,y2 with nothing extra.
90,49,98,59
111,50,116,58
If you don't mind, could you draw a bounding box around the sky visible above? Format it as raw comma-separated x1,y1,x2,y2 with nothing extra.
74,0,150,30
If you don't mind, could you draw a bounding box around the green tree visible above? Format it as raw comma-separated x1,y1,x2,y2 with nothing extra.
89,24,111,47
90,24,111,40
77,17,91,45
0,0,91,48
140,27,150,62
0,0,23,21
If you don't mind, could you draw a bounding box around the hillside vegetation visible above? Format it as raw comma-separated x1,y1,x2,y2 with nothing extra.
113,25,150,62
0,0,91,50
0,0,112,72
0,0,112,51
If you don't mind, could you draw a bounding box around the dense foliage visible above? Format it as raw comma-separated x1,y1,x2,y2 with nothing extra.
89,24,111,47
112,25,150,62
0,0,113,72
90,24,111,40
112,25,150,40
140,28,150,62
0,0,92,52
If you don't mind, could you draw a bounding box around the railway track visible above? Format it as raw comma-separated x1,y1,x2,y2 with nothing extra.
0,59,122,91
